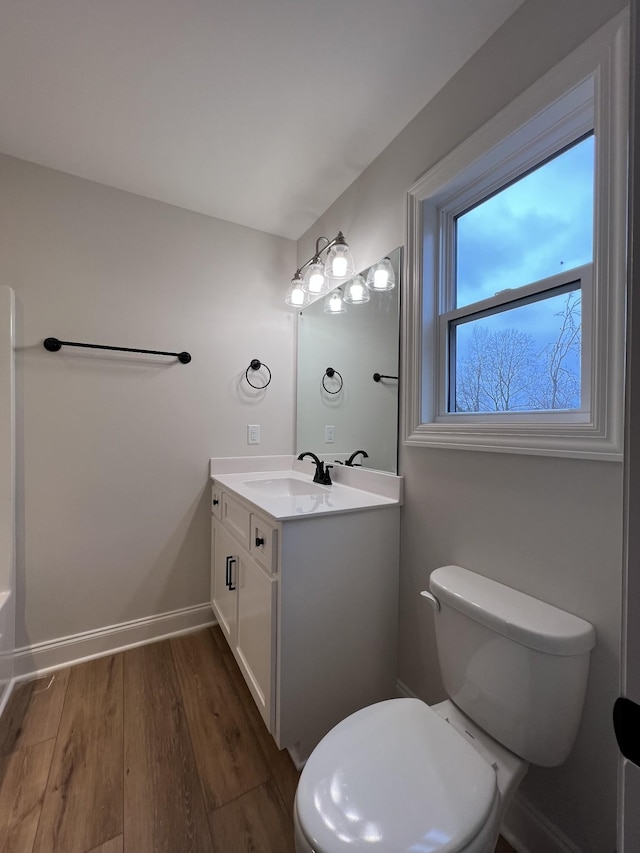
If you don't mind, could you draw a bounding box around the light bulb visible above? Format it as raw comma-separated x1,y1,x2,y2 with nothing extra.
324,237,355,281
332,256,348,278
291,286,305,305
304,260,327,295
324,288,347,314
308,270,325,293
343,274,369,304
285,273,309,307
351,281,364,300
365,257,396,292
328,292,342,311
373,268,389,289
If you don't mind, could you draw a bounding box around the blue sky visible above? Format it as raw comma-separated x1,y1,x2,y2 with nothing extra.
451,136,593,411
455,134,594,341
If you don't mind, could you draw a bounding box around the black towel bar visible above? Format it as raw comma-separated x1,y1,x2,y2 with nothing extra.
43,337,191,363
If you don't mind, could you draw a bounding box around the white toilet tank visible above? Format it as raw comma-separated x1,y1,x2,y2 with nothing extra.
429,565,596,767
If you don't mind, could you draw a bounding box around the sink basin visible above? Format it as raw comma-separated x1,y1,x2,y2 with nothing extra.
243,477,327,497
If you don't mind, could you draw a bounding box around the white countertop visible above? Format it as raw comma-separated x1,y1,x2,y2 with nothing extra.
210,456,402,521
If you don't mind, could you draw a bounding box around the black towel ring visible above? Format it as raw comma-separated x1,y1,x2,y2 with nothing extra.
245,358,272,389
322,367,343,394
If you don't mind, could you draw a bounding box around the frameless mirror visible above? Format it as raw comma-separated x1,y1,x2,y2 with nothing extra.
296,247,401,473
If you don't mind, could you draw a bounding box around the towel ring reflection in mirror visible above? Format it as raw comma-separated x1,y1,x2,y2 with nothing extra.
245,359,272,389
322,367,343,394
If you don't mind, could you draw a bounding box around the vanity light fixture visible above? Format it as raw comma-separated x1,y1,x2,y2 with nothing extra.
303,259,327,296
285,232,355,307
324,287,347,314
285,271,310,308
343,274,370,304
366,256,396,292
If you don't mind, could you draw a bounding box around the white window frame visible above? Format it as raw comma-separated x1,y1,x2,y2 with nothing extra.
403,13,628,460
441,264,592,420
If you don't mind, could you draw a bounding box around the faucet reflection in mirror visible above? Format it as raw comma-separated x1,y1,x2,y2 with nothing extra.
296,247,402,474
285,232,355,307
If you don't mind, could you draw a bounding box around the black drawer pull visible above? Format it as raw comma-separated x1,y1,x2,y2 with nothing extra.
212,498,219,506
255,536,265,547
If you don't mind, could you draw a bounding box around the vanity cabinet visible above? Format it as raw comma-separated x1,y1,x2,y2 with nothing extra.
210,480,400,766
210,493,277,728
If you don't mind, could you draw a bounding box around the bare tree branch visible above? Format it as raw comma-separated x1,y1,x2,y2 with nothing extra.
454,292,581,412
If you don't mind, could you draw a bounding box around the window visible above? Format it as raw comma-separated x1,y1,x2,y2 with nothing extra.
404,14,627,459
450,273,586,414
448,135,593,416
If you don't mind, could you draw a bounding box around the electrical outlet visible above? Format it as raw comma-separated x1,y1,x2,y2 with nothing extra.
325,425,335,443
247,424,260,444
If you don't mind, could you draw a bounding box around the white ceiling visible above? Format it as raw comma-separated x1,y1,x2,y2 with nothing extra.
0,0,523,240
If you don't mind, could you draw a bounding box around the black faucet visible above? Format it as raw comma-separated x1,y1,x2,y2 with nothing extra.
297,451,332,485
345,450,369,467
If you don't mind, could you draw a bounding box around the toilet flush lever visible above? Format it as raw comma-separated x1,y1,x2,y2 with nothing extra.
420,590,440,611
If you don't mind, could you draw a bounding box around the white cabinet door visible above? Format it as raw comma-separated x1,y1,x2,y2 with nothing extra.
211,521,238,646
235,555,277,729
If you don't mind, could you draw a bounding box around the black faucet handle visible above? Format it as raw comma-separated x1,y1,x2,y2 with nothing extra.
322,464,333,485
312,460,325,483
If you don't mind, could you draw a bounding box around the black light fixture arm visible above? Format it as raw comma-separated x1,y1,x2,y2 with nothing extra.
294,232,348,279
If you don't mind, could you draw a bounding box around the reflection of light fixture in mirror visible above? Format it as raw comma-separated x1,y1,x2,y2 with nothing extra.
343,274,370,304
324,287,347,314
366,256,396,292
285,231,354,306
285,271,309,307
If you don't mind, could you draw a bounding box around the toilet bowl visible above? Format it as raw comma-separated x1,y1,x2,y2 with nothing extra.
293,565,596,853
293,697,525,853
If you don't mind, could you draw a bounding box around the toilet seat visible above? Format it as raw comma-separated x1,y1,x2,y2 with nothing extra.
295,698,500,853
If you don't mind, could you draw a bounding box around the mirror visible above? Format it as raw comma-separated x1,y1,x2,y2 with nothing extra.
296,247,401,473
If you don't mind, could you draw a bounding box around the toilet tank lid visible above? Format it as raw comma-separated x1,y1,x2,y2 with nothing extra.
430,565,596,656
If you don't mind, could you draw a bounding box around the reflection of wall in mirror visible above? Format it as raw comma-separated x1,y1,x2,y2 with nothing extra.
296,249,400,473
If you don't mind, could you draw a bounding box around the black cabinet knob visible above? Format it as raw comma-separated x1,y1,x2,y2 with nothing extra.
255,536,265,547
212,498,219,506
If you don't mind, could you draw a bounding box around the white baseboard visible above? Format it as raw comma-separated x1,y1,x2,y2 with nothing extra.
396,679,582,853
0,677,15,717
14,603,215,679
502,793,585,853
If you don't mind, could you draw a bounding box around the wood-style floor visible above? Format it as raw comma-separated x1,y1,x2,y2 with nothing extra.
0,626,517,852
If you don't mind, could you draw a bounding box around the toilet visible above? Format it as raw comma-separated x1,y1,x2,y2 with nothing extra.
293,565,596,853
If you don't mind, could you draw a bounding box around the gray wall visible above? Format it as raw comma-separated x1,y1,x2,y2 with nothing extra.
298,1,626,850
0,154,296,648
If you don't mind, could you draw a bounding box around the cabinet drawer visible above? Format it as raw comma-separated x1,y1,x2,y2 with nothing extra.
211,484,222,520
250,514,278,574
221,493,251,550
